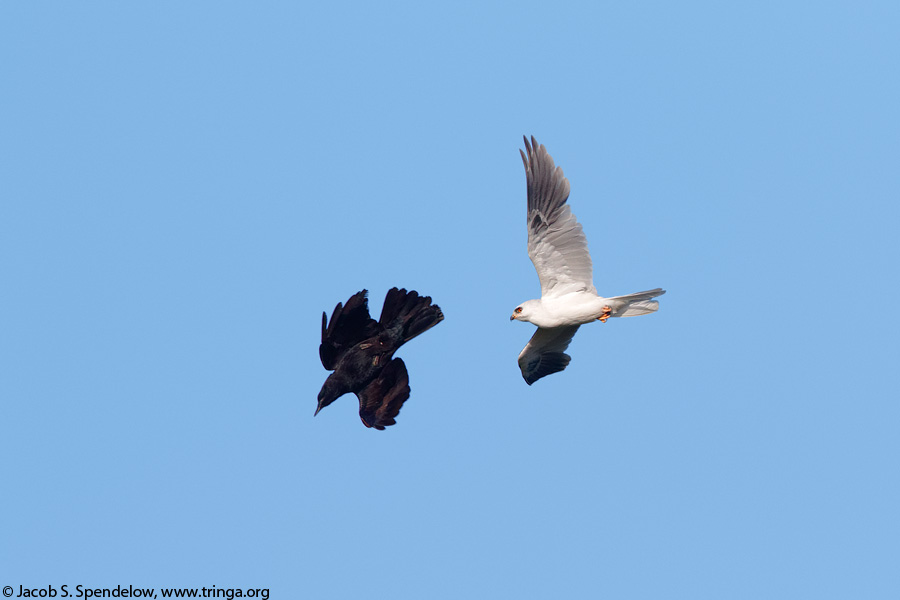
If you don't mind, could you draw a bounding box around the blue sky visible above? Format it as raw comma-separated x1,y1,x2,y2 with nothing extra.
2,2,898,598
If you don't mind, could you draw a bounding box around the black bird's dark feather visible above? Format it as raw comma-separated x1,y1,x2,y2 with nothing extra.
316,288,443,429
357,358,410,430
319,290,380,370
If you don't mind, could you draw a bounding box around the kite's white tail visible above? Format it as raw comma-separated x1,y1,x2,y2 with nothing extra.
607,288,666,317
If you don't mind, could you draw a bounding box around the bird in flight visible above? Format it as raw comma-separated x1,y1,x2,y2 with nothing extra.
511,136,666,385
317,287,443,429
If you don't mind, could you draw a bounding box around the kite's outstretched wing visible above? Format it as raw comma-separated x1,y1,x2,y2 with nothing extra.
319,290,380,370
356,358,411,430
517,325,580,385
521,136,595,298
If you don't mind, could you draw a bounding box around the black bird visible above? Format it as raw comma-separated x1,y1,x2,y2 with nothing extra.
316,287,443,429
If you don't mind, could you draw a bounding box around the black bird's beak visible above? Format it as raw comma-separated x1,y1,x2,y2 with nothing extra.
314,403,323,416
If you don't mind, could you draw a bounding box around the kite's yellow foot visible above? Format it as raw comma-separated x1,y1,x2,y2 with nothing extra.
598,306,612,323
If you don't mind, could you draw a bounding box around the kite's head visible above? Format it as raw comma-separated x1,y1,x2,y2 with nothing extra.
510,300,538,323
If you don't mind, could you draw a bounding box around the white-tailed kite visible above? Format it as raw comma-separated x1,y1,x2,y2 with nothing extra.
511,136,666,384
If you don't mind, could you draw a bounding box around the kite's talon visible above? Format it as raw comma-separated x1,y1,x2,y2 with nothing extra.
598,306,612,323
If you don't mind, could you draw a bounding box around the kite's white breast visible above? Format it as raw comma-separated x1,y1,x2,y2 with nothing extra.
533,292,607,328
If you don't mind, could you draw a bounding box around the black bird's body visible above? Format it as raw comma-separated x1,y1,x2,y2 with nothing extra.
316,287,443,429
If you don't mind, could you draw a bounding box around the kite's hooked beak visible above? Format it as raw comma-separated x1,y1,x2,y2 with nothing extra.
510,314,517,321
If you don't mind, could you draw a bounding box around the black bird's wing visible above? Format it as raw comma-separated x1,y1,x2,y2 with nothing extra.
356,358,411,430
320,290,381,370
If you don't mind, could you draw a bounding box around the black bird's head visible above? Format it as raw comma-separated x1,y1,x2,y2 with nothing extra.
315,376,344,417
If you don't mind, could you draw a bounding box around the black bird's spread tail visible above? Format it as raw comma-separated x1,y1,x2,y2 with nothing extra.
379,287,444,344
